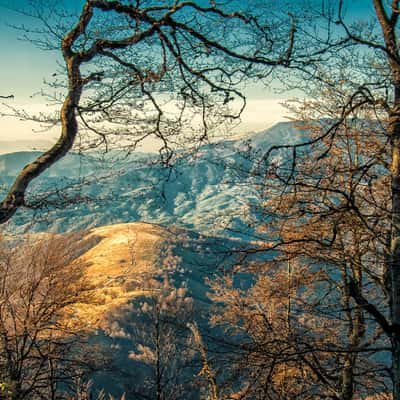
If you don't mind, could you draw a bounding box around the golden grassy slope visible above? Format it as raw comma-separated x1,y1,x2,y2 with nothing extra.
67,222,171,328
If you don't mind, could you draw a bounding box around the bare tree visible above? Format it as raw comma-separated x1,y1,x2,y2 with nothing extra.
210,2,400,398
208,258,376,400
0,0,296,225
103,269,197,400
0,231,101,399
128,282,195,399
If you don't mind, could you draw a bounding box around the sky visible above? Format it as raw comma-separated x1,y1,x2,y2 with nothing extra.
0,0,378,150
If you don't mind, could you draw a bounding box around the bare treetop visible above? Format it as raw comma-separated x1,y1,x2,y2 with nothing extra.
0,0,295,225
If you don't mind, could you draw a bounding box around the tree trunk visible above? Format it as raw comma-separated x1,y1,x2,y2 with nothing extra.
372,3,400,396
390,83,400,400
341,260,364,400
155,305,162,400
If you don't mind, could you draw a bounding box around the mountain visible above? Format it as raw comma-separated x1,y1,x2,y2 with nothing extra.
0,122,306,236
62,222,237,327
38,222,242,397
0,122,306,394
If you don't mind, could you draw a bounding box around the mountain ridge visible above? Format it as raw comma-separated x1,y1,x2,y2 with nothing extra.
0,121,305,236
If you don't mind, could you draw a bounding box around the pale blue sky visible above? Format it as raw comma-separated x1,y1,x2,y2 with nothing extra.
0,1,82,100
0,0,381,143
0,0,376,101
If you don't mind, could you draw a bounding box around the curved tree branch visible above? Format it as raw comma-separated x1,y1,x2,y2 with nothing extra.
0,0,294,225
